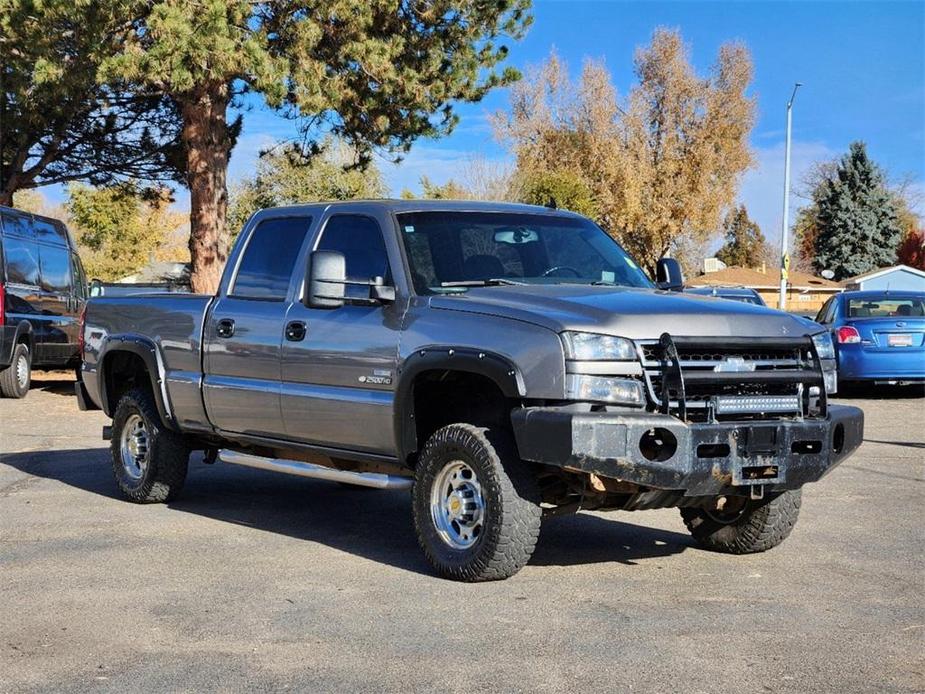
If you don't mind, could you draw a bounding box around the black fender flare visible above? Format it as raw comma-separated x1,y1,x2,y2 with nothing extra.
2,320,34,366
98,335,178,431
12,320,34,353
393,346,525,464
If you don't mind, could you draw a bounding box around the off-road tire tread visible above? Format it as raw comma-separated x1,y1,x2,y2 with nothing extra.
0,343,30,399
680,489,802,554
413,424,542,582
111,387,188,503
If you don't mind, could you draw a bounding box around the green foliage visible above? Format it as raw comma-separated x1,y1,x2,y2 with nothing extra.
811,142,902,280
417,176,472,200
101,0,532,292
715,205,769,268
66,184,180,281
228,140,388,236
0,0,182,203
518,171,598,219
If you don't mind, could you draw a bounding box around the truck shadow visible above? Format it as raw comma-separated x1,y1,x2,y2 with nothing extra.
0,447,691,575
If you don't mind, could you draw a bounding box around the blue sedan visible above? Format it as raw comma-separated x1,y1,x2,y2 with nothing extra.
815,290,925,385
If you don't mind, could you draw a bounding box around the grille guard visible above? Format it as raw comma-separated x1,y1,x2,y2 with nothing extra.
640,334,829,422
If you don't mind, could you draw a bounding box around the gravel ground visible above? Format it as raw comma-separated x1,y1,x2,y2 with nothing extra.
1,372,923,693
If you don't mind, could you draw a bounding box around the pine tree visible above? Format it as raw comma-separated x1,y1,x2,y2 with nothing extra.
103,1,531,293
715,205,769,268
0,1,183,205
813,142,902,280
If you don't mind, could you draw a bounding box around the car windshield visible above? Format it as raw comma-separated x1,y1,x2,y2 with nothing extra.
847,296,925,318
396,211,653,294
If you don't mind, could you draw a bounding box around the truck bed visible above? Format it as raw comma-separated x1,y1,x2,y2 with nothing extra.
81,293,214,430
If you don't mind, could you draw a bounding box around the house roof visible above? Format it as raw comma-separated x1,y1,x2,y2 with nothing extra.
842,264,925,285
687,266,841,291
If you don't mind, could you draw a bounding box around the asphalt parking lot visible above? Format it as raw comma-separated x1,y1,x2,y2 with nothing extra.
1,373,923,693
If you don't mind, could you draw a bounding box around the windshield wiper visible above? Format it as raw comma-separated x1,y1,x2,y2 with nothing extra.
440,278,525,288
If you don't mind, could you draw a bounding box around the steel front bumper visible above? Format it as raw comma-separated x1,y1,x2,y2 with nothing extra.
511,405,864,497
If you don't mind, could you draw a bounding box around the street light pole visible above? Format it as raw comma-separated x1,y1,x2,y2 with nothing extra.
779,82,802,310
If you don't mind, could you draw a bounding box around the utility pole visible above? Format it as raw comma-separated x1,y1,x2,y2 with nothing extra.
779,82,802,310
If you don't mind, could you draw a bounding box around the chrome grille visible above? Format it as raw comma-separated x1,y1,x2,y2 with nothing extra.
637,335,826,422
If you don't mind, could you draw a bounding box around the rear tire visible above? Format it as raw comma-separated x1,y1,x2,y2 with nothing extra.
412,424,542,582
110,387,189,503
680,489,801,554
0,343,31,399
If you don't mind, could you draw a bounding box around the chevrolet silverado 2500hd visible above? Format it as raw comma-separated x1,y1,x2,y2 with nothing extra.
77,200,863,581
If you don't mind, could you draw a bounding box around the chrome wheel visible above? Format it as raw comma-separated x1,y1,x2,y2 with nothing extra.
119,413,149,481
430,461,485,550
15,352,29,390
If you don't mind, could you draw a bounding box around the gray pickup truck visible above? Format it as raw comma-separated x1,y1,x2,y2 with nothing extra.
77,200,863,581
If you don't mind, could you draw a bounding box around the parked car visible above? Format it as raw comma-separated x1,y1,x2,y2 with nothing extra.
76,200,863,581
685,286,766,306
815,290,925,386
0,205,88,398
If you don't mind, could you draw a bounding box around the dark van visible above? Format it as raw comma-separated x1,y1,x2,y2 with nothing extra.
0,205,88,398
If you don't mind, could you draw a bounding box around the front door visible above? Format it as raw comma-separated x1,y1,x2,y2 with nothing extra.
203,215,314,438
281,213,403,455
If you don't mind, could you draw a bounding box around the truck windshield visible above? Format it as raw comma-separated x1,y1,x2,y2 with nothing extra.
396,211,653,294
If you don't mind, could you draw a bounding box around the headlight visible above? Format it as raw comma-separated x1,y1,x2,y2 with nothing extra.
565,374,646,405
561,332,637,361
812,332,836,360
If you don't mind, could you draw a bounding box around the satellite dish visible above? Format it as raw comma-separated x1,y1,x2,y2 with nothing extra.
821,269,835,280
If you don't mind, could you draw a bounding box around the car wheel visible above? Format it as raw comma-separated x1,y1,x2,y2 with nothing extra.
680,489,801,554
412,423,542,582
111,387,189,503
0,343,32,399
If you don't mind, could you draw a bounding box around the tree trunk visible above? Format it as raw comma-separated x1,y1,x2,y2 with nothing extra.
180,84,232,295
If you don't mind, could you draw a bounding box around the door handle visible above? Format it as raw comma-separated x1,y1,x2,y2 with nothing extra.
285,321,307,342
216,318,235,338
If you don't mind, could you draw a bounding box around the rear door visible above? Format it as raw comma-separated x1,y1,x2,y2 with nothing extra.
203,214,314,438
0,211,45,361
35,232,76,364
280,211,403,454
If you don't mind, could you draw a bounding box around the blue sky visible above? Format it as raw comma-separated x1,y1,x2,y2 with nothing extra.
224,0,924,247
41,1,925,246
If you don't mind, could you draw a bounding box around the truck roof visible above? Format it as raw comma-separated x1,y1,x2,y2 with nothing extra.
256,199,587,218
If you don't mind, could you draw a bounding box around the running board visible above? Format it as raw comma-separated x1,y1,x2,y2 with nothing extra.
218,449,413,490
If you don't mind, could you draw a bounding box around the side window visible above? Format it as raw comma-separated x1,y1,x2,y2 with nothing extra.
316,215,391,300
232,216,312,299
818,297,837,324
39,244,71,292
3,237,40,286
71,254,87,299
33,218,67,243
1,212,34,239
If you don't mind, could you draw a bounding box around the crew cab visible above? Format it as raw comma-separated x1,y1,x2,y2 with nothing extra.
77,201,863,581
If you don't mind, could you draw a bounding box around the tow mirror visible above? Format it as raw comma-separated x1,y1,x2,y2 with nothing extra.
306,250,346,309
656,257,684,291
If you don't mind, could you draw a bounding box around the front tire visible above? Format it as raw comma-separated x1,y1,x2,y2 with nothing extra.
680,489,802,554
413,424,542,582
0,343,31,399
110,387,189,503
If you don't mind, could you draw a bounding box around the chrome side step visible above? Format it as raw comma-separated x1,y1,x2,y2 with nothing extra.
218,449,413,490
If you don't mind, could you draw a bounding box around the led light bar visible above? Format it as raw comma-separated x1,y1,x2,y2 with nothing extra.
714,395,800,415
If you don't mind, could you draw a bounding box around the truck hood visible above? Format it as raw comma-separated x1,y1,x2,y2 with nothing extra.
429,284,820,339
